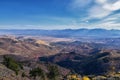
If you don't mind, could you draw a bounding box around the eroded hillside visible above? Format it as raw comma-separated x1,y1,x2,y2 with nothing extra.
0,36,60,58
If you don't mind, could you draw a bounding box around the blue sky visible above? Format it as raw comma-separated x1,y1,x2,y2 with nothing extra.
0,0,120,29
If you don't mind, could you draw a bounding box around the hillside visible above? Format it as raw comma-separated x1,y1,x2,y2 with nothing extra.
0,36,59,58
0,54,70,80
40,50,120,75
0,36,120,79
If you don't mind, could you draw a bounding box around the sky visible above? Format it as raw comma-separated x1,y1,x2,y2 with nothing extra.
0,0,120,29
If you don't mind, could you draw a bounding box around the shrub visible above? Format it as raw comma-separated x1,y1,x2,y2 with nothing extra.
47,65,60,80
22,72,26,77
3,55,22,75
29,67,45,80
82,76,90,80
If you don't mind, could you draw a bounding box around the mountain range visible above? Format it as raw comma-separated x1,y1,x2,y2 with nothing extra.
0,29,120,38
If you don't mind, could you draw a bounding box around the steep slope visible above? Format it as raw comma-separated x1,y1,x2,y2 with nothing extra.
0,54,70,80
40,50,120,75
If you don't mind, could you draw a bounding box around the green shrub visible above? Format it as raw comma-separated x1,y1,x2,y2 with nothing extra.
29,67,45,80
22,72,26,77
47,65,60,80
3,55,22,75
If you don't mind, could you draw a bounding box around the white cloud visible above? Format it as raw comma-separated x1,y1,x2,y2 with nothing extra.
95,22,120,30
89,0,120,19
70,0,120,19
76,21,120,30
68,0,120,29
89,6,110,18
103,1,120,11
102,13,120,23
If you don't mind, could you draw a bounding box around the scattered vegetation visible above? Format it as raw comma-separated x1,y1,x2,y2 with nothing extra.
66,74,81,80
1,55,120,80
3,55,23,75
47,65,60,80
29,67,46,80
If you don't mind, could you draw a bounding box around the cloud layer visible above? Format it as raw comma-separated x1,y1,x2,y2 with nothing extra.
70,0,120,29
89,0,120,18
0,0,120,30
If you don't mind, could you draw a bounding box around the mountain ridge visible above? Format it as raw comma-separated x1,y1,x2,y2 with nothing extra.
0,28,120,38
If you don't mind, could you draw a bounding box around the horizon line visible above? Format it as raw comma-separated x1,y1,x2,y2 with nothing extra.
0,28,120,31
